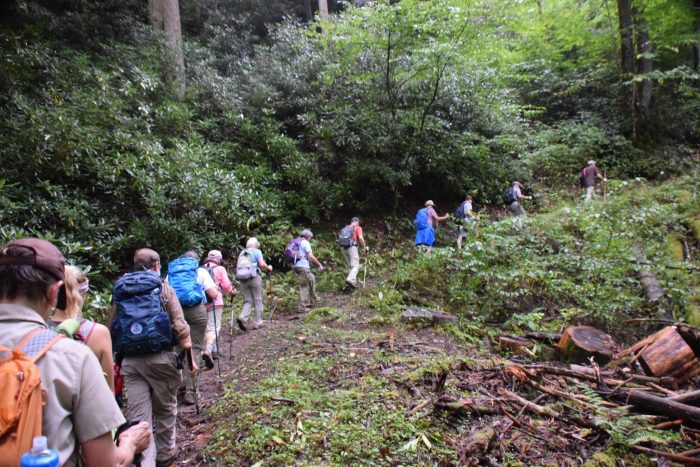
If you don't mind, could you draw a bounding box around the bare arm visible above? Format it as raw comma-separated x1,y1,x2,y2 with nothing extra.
307,252,322,268
257,257,273,273
82,422,151,467
87,324,115,393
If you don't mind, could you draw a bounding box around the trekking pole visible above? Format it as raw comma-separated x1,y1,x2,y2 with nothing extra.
266,271,274,320
229,295,234,360
603,172,607,202
213,305,221,378
362,253,369,288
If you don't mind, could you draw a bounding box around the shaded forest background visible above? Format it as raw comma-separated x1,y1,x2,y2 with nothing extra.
1,0,698,278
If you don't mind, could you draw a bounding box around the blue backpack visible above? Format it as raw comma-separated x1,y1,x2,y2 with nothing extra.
414,208,430,230
167,256,205,307
111,270,173,355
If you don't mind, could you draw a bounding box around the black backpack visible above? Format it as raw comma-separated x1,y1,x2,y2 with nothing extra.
338,225,356,248
454,202,467,219
578,168,587,188
502,187,517,205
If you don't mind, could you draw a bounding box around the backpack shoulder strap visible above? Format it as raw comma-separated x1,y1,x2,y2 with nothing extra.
78,318,96,343
17,328,64,363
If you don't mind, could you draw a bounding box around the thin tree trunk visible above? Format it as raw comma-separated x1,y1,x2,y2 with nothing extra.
162,0,186,98
302,0,313,22
318,0,329,22
694,19,700,70
616,0,634,74
635,10,653,118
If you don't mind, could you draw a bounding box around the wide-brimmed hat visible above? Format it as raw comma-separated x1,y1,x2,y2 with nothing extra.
0,238,66,281
425,200,435,207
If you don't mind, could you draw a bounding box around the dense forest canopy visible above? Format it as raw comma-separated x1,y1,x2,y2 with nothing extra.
0,0,698,276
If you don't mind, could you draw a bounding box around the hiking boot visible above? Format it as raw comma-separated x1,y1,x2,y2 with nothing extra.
253,320,266,330
202,352,215,370
155,456,176,467
236,318,247,331
183,392,196,406
345,279,357,289
212,351,219,360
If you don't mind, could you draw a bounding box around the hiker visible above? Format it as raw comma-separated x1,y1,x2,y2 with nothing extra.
111,248,196,467
167,250,216,406
236,238,273,331
454,195,474,249
339,216,368,289
504,181,532,217
0,238,150,466
414,200,450,252
579,160,607,202
292,229,323,311
49,265,116,392
202,250,235,364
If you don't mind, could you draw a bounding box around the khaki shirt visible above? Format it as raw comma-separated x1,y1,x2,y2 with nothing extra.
0,304,125,467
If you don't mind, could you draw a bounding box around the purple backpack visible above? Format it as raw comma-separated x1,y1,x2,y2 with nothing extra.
284,237,304,264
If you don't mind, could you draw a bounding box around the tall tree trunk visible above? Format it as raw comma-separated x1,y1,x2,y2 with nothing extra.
318,0,329,22
694,18,700,70
635,9,653,119
162,0,186,98
302,0,313,22
617,0,634,74
148,0,164,29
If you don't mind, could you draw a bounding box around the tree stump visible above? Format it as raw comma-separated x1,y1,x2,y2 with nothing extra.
637,326,700,383
555,326,617,365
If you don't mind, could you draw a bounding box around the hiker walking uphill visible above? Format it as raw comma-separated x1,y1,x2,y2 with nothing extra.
504,181,532,217
235,238,273,331
49,265,116,392
414,200,450,252
579,160,607,202
290,229,323,311
454,195,474,249
202,250,235,366
0,238,150,467
339,216,368,289
110,248,196,467
167,251,216,406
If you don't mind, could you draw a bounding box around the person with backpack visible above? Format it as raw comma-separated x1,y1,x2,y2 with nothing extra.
339,217,368,289
454,195,474,249
236,238,273,331
111,248,196,467
414,200,450,252
504,181,532,217
48,265,116,392
202,250,235,365
292,229,324,311
0,238,151,467
167,251,217,407
579,160,607,202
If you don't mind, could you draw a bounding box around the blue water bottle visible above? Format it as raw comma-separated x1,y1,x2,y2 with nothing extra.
20,436,59,467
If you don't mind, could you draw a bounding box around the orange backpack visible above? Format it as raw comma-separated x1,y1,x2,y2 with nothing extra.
0,328,63,467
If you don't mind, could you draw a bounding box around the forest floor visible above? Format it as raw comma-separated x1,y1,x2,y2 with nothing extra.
172,271,698,465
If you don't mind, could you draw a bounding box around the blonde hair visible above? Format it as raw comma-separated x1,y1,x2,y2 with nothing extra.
61,265,87,319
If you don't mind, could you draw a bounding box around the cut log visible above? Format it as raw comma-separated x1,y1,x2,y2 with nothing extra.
633,244,665,304
401,307,457,325
637,326,700,383
626,390,700,426
555,326,617,365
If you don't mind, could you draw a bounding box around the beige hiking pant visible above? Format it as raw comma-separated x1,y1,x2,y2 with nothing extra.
238,275,264,326
294,267,318,309
205,305,223,355
179,303,207,397
121,351,181,466
342,246,360,285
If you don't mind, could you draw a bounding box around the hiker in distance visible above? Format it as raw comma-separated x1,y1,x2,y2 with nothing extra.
166,250,216,406
202,250,235,365
339,216,368,289
414,200,450,253
235,237,273,331
292,229,323,311
579,160,607,202
110,248,196,467
0,238,150,467
504,181,532,217
454,195,474,249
